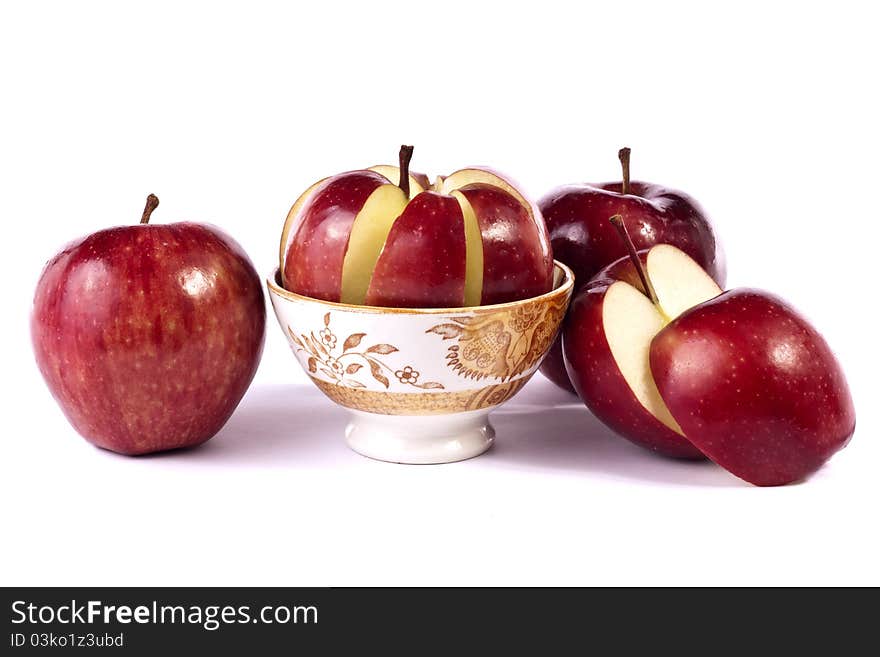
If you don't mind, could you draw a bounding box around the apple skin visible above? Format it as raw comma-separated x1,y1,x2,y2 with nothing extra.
541,181,725,285
539,181,725,391
650,289,855,485
282,170,386,301
541,335,576,393
283,165,553,309
457,183,554,305
563,255,705,459
365,191,466,307
32,223,266,455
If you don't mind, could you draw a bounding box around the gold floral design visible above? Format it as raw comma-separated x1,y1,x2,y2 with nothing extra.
426,296,568,382
288,313,444,390
395,366,420,385
318,327,337,349
310,377,529,415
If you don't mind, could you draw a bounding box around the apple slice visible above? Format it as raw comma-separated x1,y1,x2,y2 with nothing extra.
365,191,467,307
441,168,553,305
454,183,555,305
282,170,389,300
340,184,409,304
279,176,330,269
564,236,721,458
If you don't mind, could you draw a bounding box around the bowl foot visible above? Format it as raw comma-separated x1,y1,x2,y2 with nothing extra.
344,409,495,464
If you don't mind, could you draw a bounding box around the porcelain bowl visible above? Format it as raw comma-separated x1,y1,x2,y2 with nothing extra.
267,261,574,464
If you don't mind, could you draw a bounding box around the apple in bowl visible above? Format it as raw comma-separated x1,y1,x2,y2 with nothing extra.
563,217,854,485
539,148,725,392
272,148,571,464
280,146,554,307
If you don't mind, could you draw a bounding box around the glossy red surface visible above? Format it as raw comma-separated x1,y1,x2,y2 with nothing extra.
32,223,266,455
542,181,724,286
283,170,387,301
458,183,554,306
365,191,467,307
540,336,577,393
539,179,725,390
650,289,855,485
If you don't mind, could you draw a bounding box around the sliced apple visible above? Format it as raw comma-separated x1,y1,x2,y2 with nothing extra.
282,170,388,300
455,183,554,305
340,184,409,304
603,280,683,435
365,191,467,308
281,153,552,309
604,245,722,432
564,243,722,458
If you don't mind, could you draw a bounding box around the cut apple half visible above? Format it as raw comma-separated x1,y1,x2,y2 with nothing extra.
603,245,722,435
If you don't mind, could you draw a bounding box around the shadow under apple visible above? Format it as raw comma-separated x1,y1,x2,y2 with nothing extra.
168,378,742,487
483,378,742,488
181,383,352,467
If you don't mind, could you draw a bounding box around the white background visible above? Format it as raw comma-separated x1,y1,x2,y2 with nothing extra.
2,1,877,586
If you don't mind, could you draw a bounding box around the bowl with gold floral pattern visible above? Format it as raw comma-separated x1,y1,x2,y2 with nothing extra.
267,261,574,464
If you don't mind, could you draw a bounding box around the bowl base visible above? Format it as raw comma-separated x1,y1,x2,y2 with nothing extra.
344,409,495,464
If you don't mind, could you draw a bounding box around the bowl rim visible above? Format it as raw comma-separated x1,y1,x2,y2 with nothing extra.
266,260,574,315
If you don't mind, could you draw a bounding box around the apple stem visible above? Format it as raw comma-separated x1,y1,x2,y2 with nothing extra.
398,145,414,197
140,194,159,225
609,214,659,305
618,147,631,195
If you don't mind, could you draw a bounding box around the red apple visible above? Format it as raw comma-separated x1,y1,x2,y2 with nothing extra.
280,146,553,308
564,218,855,483
650,289,855,486
539,147,725,391
31,195,266,455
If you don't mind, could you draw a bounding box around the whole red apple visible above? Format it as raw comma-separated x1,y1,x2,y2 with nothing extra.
280,146,554,308
539,148,725,391
31,195,266,455
651,289,855,486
